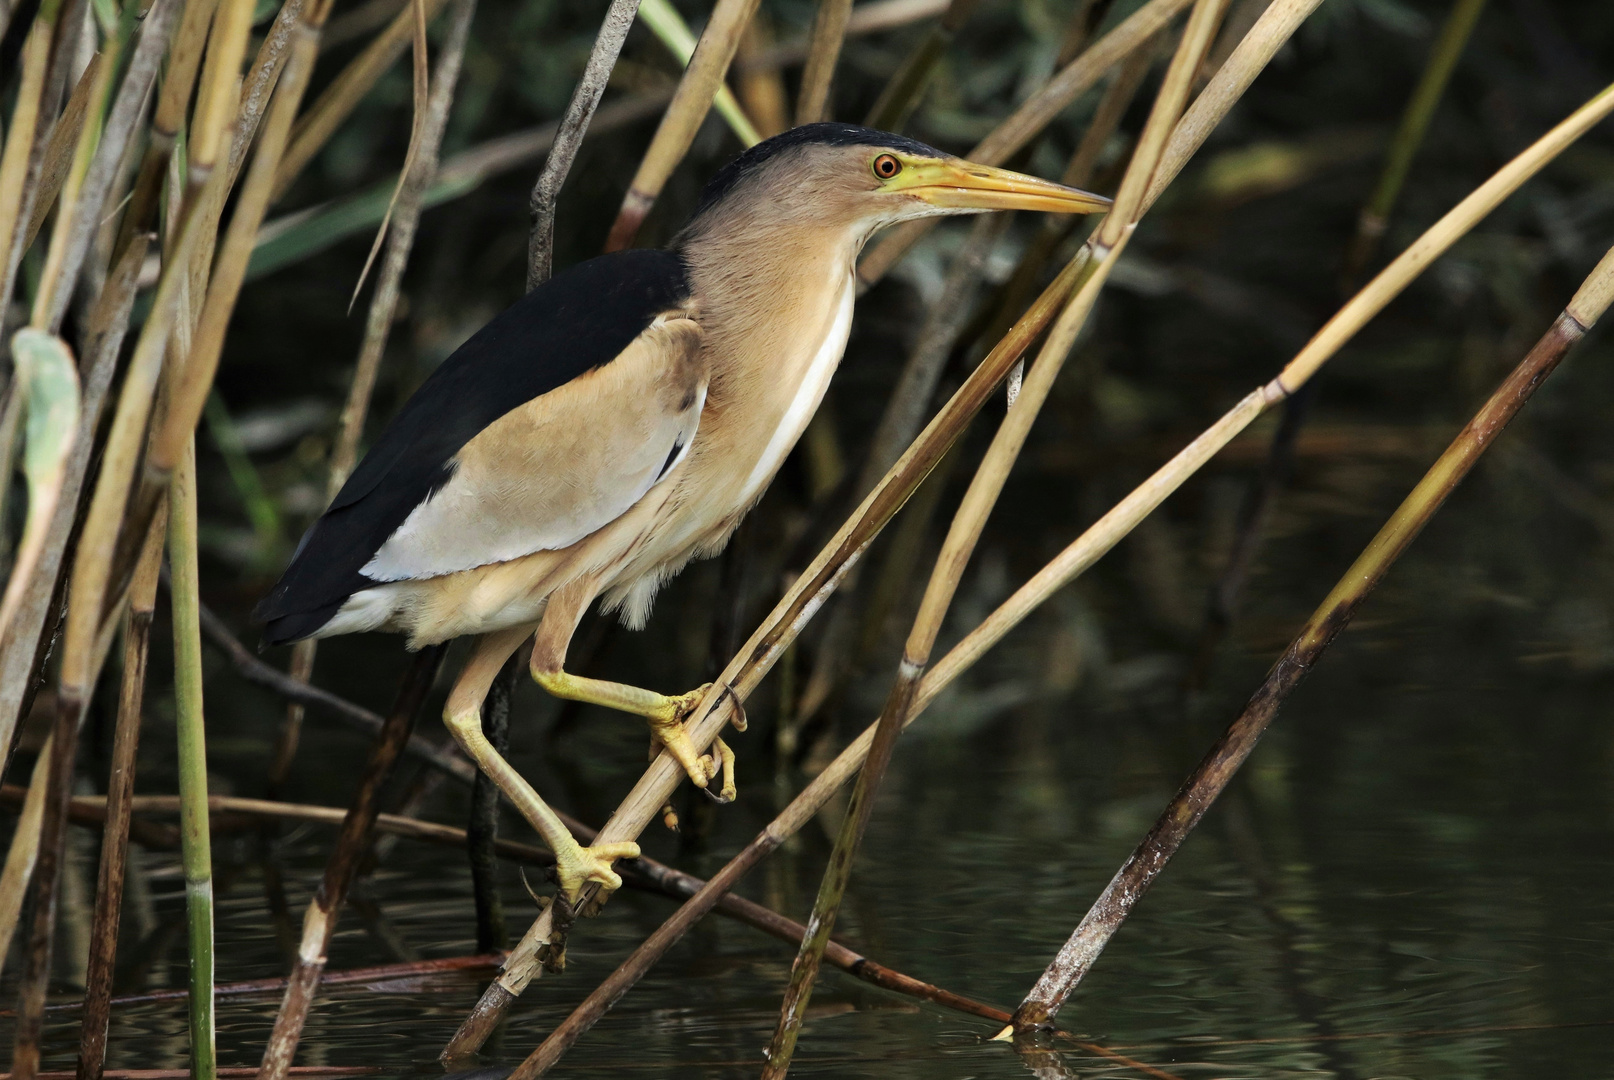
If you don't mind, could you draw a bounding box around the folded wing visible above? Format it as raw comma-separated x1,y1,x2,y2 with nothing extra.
256,249,700,645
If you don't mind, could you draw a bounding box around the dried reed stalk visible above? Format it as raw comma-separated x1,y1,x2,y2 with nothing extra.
794,0,854,125
735,0,948,75
35,0,182,334
21,51,102,260
923,79,1614,704
155,627,1166,1080
1006,240,1614,1034
75,501,165,1080
0,332,79,644
975,31,1160,354
602,0,760,251
270,0,450,201
257,645,446,1078
527,0,640,288
168,440,217,1080
0,745,51,984
107,0,336,655
114,0,221,255
636,0,761,147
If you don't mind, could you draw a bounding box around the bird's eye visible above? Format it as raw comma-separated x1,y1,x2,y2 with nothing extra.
872,154,902,180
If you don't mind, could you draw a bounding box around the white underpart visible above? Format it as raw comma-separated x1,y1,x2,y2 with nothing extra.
739,273,855,505
319,581,409,638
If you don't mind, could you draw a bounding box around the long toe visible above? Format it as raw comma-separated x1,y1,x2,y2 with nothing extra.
648,715,712,788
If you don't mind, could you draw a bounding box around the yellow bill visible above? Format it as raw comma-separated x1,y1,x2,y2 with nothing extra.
886,157,1112,215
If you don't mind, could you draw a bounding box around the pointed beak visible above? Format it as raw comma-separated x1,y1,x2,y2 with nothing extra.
889,158,1111,215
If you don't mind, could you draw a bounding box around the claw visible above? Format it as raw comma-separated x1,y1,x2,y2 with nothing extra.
553,839,640,901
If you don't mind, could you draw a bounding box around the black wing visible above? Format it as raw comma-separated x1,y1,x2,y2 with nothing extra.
255,248,691,645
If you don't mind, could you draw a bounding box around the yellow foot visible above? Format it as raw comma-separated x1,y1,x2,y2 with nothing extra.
645,685,743,801
647,683,719,789
553,838,640,901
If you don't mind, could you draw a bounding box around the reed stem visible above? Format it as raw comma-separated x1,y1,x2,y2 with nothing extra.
602,0,760,250
526,0,639,288
794,0,853,125
1008,242,1614,1032
257,644,446,1079
75,501,166,1080
0,234,148,777
168,439,216,1080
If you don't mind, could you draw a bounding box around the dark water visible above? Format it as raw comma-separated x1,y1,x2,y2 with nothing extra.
10,438,1614,1078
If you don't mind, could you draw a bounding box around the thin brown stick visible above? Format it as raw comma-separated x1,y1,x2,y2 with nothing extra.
794,0,854,124
269,0,450,201
33,954,506,1017
75,507,166,1080
1008,245,1614,1033
257,645,446,1078
527,0,640,288
602,0,761,251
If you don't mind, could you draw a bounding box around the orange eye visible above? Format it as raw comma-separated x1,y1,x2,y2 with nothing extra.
872,154,902,180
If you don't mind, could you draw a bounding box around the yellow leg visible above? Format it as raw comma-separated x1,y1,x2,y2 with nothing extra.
530,578,739,796
444,626,638,900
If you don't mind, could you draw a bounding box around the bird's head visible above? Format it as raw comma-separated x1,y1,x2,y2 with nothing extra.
677,123,1110,249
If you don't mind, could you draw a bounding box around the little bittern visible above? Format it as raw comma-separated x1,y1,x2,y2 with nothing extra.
258,123,1108,899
